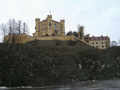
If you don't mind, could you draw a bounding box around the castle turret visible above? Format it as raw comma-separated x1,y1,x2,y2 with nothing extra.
47,15,52,21
78,25,84,40
35,18,40,32
33,18,41,37
60,20,65,36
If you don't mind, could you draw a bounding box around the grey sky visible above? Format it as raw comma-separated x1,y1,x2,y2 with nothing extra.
0,0,120,41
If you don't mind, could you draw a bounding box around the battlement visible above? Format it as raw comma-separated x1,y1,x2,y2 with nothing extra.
33,14,65,37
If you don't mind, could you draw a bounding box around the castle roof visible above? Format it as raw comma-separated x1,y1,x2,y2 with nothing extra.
89,36,110,41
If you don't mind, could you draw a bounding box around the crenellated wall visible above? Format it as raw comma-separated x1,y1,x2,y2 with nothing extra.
33,15,65,38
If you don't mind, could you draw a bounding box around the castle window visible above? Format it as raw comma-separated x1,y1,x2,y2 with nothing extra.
102,46,104,48
54,24,57,30
52,33,55,36
49,22,52,27
54,24,56,27
55,30,58,34
54,24,58,34
102,42,104,44
45,34,49,36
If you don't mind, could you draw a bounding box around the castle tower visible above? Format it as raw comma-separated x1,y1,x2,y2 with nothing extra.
47,15,52,21
47,15,53,36
78,25,84,40
34,18,41,38
60,20,65,36
35,18,40,32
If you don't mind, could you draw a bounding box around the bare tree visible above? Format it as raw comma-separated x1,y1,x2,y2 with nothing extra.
111,41,118,47
23,22,29,34
7,19,16,43
0,19,29,43
0,24,8,38
18,20,22,34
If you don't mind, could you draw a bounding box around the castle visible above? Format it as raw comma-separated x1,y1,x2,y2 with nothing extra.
33,15,65,37
4,14,110,49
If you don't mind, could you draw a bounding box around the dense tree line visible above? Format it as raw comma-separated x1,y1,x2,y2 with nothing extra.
0,41,119,87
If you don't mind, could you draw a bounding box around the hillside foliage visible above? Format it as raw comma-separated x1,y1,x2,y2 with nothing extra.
0,41,120,87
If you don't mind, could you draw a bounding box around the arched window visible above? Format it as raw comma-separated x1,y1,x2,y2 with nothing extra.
52,33,55,36
45,34,49,36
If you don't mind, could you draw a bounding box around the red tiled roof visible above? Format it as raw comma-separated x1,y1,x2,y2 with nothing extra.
89,36,109,40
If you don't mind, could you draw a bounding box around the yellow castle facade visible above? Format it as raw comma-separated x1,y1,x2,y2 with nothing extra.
4,14,110,49
84,35,110,49
33,15,65,37
32,15,76,41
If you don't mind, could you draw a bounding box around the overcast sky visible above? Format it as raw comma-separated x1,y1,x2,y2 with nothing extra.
0,0,120,41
